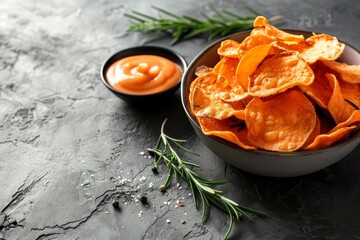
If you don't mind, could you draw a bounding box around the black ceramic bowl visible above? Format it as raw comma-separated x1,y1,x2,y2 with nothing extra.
100,46,187,104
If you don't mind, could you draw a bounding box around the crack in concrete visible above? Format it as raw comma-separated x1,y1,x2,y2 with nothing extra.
67,96,105,102
0,172,48,233
25,135,40,144
1,172,48,214
132,162,153,182
0,215,24,232
30,187,138,232
141,209,171,240
0,140,17,146
34,232,61,240
183,222,210,240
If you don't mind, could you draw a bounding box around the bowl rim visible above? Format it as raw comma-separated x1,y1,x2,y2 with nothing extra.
181,29,360,157
100,45,188,97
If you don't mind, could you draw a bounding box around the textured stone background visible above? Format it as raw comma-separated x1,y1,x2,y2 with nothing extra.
0,0,360,239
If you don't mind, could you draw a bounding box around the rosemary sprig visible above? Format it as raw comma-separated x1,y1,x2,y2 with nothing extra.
125,6,279,44
147,119,267,240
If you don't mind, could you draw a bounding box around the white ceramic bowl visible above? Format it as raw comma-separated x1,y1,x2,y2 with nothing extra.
181,30,360,177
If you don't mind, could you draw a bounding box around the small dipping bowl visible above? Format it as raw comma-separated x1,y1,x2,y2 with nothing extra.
100,46,187,104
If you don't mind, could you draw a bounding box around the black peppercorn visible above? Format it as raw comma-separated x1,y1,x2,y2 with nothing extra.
139,195,148,204
151,167,158,175
112,200,121,210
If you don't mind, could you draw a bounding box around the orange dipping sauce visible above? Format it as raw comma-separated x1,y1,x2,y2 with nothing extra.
106,55,182,95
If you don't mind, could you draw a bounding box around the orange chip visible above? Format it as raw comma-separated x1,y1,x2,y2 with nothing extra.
245,90,316,152
303,125,357,150
248,52,314,97
238,34,275,58
250,27,267,37
253,16,269,28
197,116,256,150
300,63,332,108
216,58,249,102
327,73,356,124
322,60,360,84
189,72,245,120
195,65,212,77
236,44,277,91
217,39,240,58
276,34,345,64
212,57,225,73
329,110,360,134
338,80,360,109
303,115,321,148
217,57,248,101
253,16,304,44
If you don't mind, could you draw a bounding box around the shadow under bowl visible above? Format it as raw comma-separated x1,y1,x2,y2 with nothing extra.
100,46,187,105
181,30,360,177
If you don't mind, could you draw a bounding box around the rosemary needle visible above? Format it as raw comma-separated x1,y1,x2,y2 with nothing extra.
125,6,279,44
146,119,267,240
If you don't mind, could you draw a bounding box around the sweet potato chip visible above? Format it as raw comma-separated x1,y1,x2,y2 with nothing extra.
250,27,267,37
236,44,276,91
197,116,256,150
322,60,360,84
217,39,240,58
253,16,304,44
303,125,357,150
189,72,245,120
245,90,316,152
249,52,314,97
276,34,345,64
329,110,360,134
253,16,269,28
195,65,212,77
338,80,360,109
300,63,332,108
327,73,356,124
217,57,248,101
213,57,226,73
303,115,321,148
238,34,275,58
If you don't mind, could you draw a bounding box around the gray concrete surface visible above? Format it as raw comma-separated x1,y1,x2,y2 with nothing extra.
1,0,360,239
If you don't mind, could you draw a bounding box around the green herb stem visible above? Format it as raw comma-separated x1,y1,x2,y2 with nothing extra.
125,6,282,44
147,119,267,240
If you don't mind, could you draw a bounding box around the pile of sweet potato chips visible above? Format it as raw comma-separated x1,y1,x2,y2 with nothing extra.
189,16,360,152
